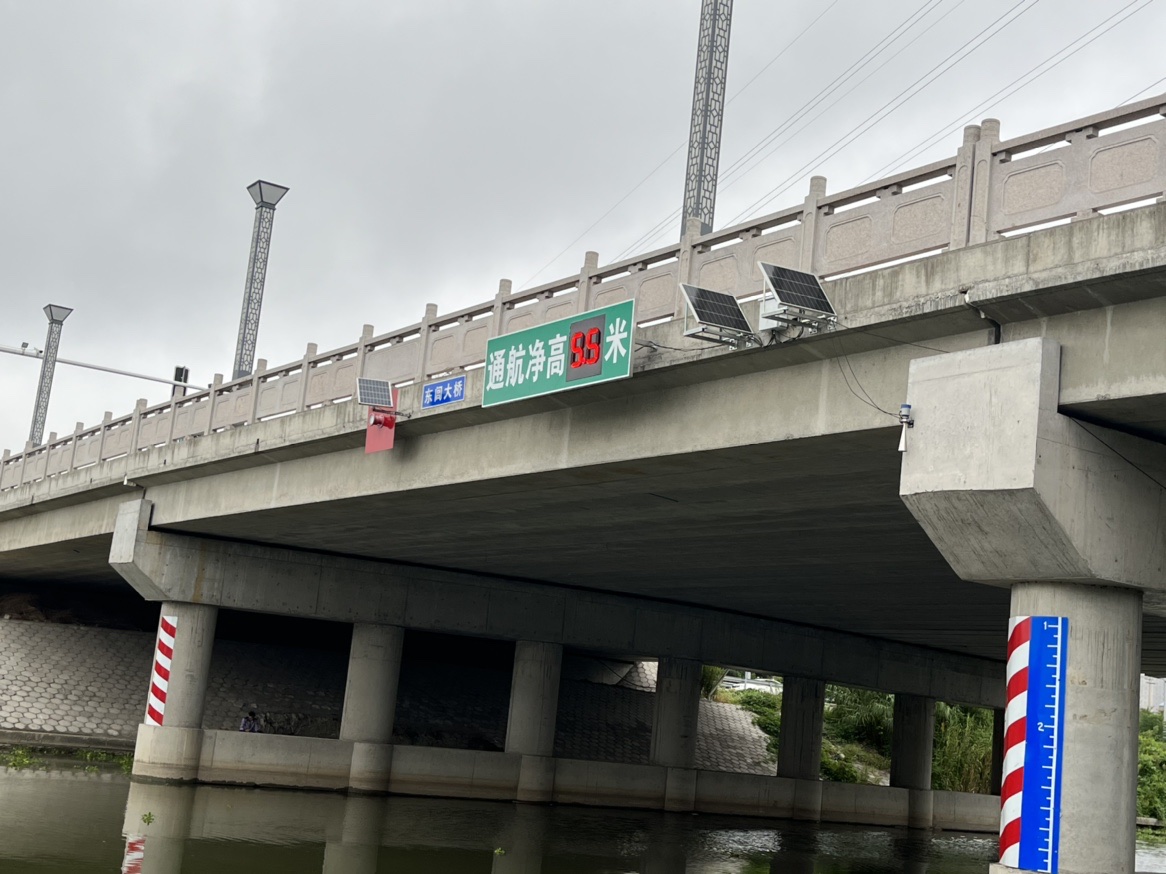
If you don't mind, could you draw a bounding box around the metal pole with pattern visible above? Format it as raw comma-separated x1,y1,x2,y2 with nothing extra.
232,180,289,381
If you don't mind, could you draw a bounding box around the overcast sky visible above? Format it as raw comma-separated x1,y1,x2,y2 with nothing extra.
1,0,1163,453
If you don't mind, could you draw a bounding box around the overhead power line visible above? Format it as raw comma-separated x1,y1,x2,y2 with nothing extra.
617,0,957,260
726,0,1043,226
866,0,1154,181
517,1,841,290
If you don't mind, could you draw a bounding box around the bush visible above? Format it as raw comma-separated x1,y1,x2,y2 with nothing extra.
701,665,729,699
1141,718,1166,821
725,689,781,758
824,686,894,756
931,703,993,793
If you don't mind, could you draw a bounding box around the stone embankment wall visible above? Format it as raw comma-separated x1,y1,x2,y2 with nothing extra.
0,619,770,774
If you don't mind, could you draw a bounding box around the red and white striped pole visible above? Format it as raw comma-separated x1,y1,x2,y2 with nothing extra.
999,616,1031,867
145,615,178,727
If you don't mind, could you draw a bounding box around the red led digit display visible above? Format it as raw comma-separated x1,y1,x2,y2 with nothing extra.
569,328,601,368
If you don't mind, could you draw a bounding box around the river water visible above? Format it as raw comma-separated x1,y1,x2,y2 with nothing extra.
3,765,1166,873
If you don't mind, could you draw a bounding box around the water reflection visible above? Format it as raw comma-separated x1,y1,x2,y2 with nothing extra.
116,778,1002,873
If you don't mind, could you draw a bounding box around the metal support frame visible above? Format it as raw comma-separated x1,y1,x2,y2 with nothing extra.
28,305,72,446
232,180,288,381
681,0,733,238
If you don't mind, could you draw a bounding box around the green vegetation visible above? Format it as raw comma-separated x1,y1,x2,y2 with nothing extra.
932,702,994,794
0,746,40,769
0,744,131,774
1139,710,1166,822
724,683,991,790
700,665,729,699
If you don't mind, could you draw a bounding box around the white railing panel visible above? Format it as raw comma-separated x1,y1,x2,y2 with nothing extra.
815,179,955,276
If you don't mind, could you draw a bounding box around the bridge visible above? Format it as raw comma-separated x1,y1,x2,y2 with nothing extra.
4,94,1166,874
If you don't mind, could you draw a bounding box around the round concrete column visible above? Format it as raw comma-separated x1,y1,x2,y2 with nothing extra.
650,657,702,812
777,676,826,821
505,641,563,802
132,602,217,781
151,601,217,729
890,693,935,829
322,794,387,874
1000,581,1142,874
340,623,404,793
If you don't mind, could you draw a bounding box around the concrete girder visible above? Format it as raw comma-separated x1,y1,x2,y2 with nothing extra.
107,498,1004,708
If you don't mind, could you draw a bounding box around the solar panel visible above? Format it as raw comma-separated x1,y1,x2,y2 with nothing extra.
357,377,394,407
759,263,835,315
681,284,754,334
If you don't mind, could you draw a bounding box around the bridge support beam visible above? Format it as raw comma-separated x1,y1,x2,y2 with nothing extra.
777,675,825,821
902,337,1166,873
340,623,404,793
132,601,217,782
650,656,702,811
505,641,563,803
890,693,935,830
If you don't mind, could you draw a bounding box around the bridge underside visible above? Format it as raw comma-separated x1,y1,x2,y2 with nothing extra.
5,419,1166,674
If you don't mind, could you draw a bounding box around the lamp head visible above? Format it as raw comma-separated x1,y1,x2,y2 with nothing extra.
43,304,73,323
246,180,289,208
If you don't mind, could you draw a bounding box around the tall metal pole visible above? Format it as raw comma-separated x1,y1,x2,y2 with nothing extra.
232,180,289,381
681,0,733,237
29,304,73,446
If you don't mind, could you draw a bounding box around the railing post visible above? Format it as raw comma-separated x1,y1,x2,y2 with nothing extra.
128,399,148,454
968,117,1000,245
675,217,705,318
416,304,438,383
296,345,318,412
67,421,83,472
493,280,512,338
97,411,112,461
576,251,599,312
205,375,223,436
948,124,981,251
797,175,827,273
18,441,32,486
354,325,374,379
248,358,268,425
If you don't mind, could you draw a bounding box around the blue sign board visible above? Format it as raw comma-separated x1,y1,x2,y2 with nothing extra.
421,375,467,409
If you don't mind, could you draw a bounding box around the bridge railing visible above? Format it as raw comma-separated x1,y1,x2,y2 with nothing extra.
3,94,1165,492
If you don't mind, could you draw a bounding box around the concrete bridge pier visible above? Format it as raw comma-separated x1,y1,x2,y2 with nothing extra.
505,640,563,803
777,675,826,821
121,781,195,874
649,656,702,812
902,337,1166,874
890,693,935,830
340,623,404,793
132,600,217,782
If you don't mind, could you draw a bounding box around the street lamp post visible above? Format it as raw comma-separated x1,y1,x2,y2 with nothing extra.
681,0,733,237
232,180,289,381
28,304,73,446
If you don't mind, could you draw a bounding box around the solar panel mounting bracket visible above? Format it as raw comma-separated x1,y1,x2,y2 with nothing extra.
757,262,838,340
679,283,762,350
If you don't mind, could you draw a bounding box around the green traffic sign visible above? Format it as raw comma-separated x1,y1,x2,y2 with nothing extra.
482,299,635,407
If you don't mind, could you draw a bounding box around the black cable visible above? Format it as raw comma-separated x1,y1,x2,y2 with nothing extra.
1070,419,1166,492
869,0,1152,180
830,337,898,419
